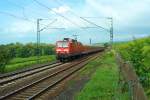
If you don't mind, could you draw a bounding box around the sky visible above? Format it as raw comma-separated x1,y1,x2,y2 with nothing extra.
0,0,150,44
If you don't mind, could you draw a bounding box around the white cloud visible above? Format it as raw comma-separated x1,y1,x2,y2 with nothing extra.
52,5,71,14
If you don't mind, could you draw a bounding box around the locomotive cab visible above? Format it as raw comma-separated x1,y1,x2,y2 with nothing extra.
56,39,70,61
56,41,69,54
56,38,84,62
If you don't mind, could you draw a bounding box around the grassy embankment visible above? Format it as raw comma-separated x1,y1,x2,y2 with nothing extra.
75,51,129,100
3,55,56,73
114,37,150,98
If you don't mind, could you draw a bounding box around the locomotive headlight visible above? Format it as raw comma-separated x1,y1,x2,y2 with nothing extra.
64,49,69,53
56,49,61,53
56,49,61,52
64,49,69,52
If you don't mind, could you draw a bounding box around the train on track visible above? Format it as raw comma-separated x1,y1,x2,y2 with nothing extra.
56,38,104,62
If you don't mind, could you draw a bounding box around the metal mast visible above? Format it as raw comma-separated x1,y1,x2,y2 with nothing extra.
73,34,78,40
110,17,113,45
37,19,42,63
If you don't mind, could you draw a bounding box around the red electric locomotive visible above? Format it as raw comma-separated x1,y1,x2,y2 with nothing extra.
56,38,104,62
56,38,84,61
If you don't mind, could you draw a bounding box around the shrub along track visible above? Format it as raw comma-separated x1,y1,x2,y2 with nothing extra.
116,53,148,100
0,52,102,100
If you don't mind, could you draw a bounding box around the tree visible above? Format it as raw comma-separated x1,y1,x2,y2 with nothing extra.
0,45,12,73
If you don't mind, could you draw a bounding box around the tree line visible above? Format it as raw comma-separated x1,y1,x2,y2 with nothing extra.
0,42,55,72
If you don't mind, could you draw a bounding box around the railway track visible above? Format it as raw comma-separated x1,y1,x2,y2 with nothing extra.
0,61,62,85
0,53,101,100
0,61,59,78
0,62,71,98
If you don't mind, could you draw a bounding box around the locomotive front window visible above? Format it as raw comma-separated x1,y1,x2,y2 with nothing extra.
57,42,68,47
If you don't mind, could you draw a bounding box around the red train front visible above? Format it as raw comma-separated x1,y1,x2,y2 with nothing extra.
56,38,104,62
56,38,84,62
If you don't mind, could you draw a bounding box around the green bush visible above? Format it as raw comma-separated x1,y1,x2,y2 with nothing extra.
0,42,56,73
4,42,55,58
0,46,12,73
115,37,150,91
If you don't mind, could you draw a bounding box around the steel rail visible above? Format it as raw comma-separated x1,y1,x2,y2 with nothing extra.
0,54,98,100
29,54,99,100
0,62,62,85
0,61,59,78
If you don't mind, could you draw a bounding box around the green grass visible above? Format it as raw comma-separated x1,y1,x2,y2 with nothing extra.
75,51,129,100
79,55,103,76
8,56,55,64
3,55,56,73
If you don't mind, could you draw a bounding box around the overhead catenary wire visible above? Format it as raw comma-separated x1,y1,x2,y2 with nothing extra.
80,17,110,32
3,0,112,43
0,1,37,24
4,0,54,22
33,0,110,35
55,0,110,31
5,0,29,21
0,11,57,27
33,0,84,29
55,0,111,44
56,1,112,43
39,19,57,32
0,11,32,22
55,0,100,40
55,0,89,28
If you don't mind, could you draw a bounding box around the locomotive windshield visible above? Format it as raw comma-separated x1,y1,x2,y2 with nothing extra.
57,42,68,47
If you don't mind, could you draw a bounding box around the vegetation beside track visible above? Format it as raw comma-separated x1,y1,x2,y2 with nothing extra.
2,55,56,73
114,37,150,97
0,43,55,73
75,51,129,100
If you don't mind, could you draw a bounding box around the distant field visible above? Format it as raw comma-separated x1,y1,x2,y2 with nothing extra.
4,55,56,73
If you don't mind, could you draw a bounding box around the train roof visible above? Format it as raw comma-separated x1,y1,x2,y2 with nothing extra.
56,38,83,45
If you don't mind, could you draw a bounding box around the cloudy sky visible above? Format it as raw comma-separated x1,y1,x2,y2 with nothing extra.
0,0,150,44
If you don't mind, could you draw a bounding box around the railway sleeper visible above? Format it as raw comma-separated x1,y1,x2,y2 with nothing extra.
29,87,44,90
12,95,30,98
10,97,28,100
15,93,33,97
13,95,32,99
19,92,33,96
28,89,41,92
21,91,37,95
